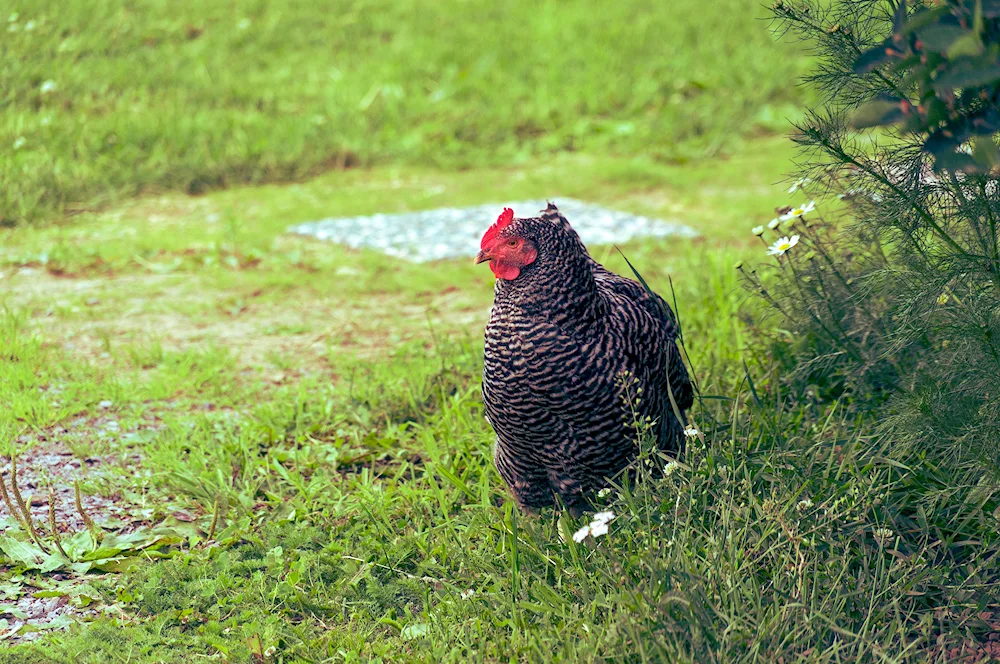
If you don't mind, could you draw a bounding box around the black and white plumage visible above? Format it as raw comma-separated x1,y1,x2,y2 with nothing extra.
477,203,693,513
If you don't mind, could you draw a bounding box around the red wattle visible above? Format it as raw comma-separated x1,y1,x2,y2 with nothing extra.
490,261,521,280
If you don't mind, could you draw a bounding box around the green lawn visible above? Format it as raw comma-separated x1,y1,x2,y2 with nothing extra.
3,144,988,662
2,0,808,225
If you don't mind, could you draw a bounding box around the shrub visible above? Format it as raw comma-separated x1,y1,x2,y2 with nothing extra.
740,3,1000,644
754,0,1000,479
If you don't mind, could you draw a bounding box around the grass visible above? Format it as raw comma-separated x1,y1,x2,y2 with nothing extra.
2,0,997,659
2,0,809,225
1,152,997,661
0,163,753,660
0,136,798,278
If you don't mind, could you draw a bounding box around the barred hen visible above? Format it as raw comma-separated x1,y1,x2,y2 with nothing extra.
476,203,693,514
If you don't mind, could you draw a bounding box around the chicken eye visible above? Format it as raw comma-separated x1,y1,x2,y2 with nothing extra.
507,239,518,246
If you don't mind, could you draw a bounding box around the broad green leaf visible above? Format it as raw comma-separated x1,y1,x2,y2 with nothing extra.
100,531,157,549
32,590,67,599
401,622,430,640
69,561,94,575
91,556,141,573
932,61,1000,91
899,63,932,90
39,552,72,573
973,136,1000,167
43,615,74,630
82,530,166,560
889,54,922,74
947,33,984,58
0,581,23,600
925,128,970,157
154,519,202,543
0,537,46,568
919,24,969,52
0,605,29,620
901,6,953,35
851,99,908,129
924,97,949,126
73,594,98,608
62,530,97,559
853,40,896,74
932,151,980,173
19,615,73,632
81,546,125,561
36,551,92,574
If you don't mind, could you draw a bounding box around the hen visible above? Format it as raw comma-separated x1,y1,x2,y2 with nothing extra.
476,203,693,514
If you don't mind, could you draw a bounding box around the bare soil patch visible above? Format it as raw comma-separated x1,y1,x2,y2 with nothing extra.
0,416,159,643
4,269,488,369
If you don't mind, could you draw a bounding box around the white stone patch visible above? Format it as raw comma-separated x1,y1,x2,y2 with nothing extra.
288,198,697,262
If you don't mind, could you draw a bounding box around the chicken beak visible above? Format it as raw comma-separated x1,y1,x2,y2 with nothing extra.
474,250,491,265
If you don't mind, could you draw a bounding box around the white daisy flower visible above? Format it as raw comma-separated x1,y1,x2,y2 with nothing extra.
597,487,611,498
767,218,780,230
572,511,616,543
751,225,764,236
591,511,615,525
460,589,476,600
683,426,699,438
787,178,811,194
779,200,815,221
664,461,680,476
796,498,814,511
767,235,800,257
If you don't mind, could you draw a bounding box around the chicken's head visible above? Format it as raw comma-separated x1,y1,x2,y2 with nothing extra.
475,207,538,280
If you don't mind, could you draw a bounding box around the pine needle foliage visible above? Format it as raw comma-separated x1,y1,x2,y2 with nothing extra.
757,0,1000,481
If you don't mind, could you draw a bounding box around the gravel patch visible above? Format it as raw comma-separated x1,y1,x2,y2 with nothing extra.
288,198,698,262
2,423,154,534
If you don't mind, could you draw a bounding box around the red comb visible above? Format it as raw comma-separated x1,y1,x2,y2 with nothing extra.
480,207,514,249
